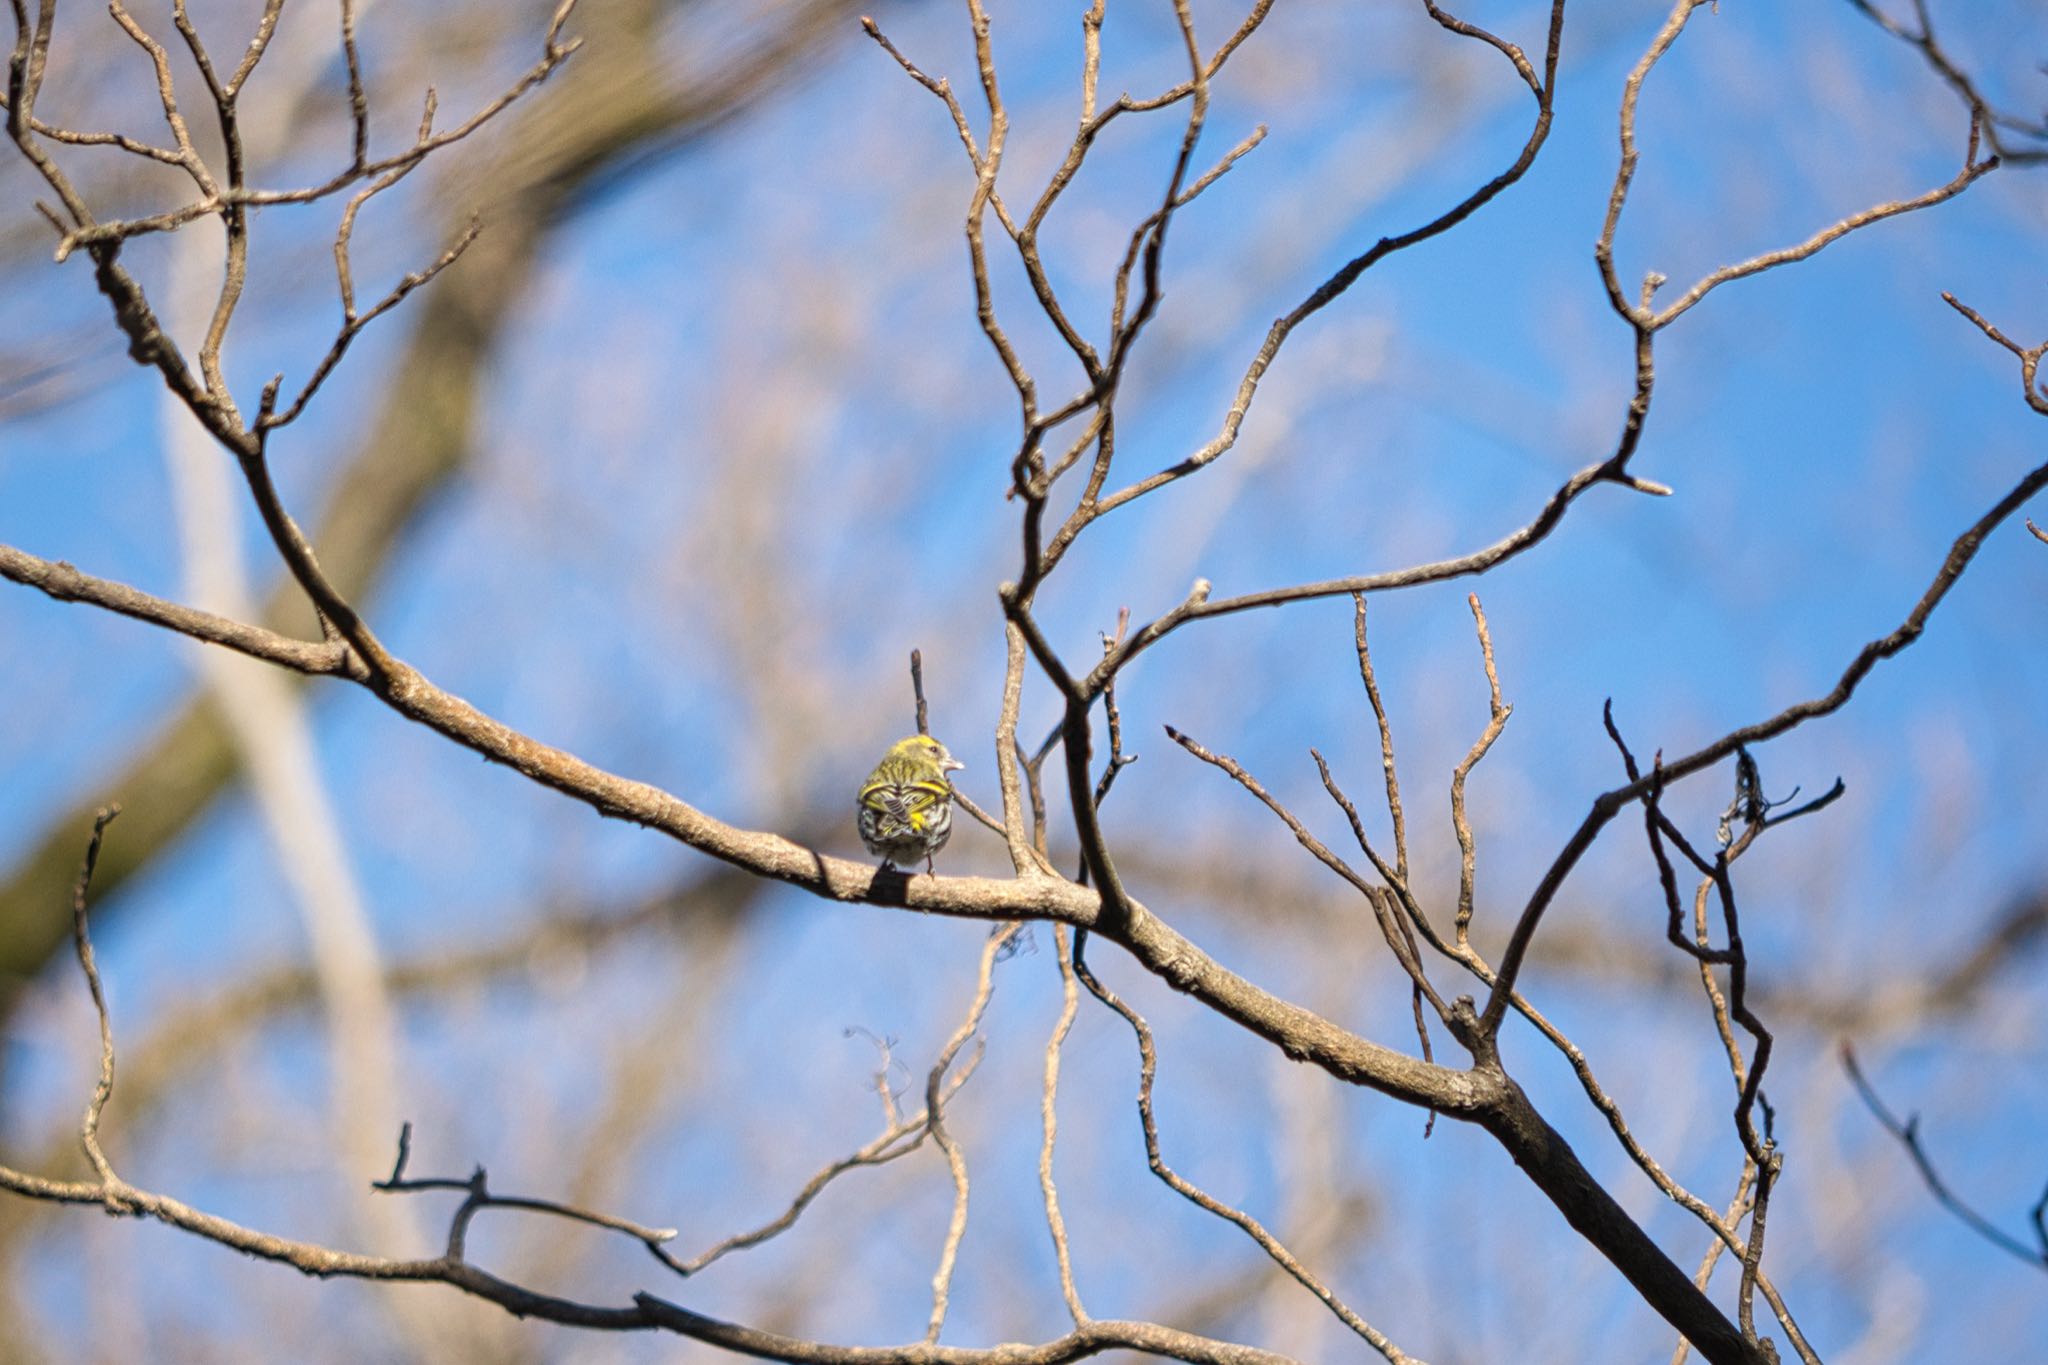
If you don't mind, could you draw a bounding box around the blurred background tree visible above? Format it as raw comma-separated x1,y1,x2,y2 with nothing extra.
2,1,2045,1361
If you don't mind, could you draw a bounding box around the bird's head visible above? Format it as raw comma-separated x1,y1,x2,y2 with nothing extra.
888,734,964,773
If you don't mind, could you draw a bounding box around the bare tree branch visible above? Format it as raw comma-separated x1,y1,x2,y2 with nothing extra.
1482,447,2048,1036
1843,0,2048,164
1072,932,1415,1364
1841,1044,2048,1273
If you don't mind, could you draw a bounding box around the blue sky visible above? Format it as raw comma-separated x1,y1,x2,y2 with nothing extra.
3,1,2046,1359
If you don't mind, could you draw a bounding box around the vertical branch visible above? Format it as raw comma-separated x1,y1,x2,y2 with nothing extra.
1671,1160,1760,1365
1007,599,1139,926
995,623,1044,875
1105,0,1207,373
923,923,1020,1344
1450,593,1509,948
1595,0,1709,320
1038,924,1087,1325
1692,879,1744,1076
1077,0,1105,123
339,0,369,170
905,648,1005,848
1625,739,1810,1360
1350,594,1407,886
1090,608,1135,811
1021,730,1053,861
9,1,59,132
160,210,434,1342
1030,605,1133,1312
956,0,1035,425
911,648,930,736
168,2,250,418
71,806,123,1189
1737,1154,1781,1347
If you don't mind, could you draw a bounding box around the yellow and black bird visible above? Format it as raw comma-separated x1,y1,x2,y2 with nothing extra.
857,735,964,873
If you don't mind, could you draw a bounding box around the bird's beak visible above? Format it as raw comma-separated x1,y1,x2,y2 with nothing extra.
944,758,965,772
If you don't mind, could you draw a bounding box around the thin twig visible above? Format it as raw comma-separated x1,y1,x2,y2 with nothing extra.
1072,932,1414,1363
1165,726,1450,1028
1039,925,1088,1325
912,648,930,736
1842,1044,2048,1271
1350,595,1407,886
1942,293,2048,414
926,923,1022,1343
71,806,123,1189
669,1036,982,1278
1090,609,1135,810
1843,0,2048,163
375,1121,679,1260
1450,594,1509,947
1483,446,2048,1036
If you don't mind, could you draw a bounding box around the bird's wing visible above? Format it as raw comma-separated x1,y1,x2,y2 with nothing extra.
859,779,947,821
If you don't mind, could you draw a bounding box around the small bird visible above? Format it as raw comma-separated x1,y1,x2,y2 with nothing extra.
857,734,965,873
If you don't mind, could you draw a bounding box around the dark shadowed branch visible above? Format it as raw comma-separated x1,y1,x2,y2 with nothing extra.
1841,1044,2048,1273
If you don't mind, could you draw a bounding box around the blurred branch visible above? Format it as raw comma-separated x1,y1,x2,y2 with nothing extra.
922,924,1019,1344
1527,882,2048,1035
0,862,765,1257
1841,1043,2048,1272
159,154,443,1346
1843,0,2048,164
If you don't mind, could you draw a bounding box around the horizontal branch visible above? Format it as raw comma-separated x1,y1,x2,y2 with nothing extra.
0,545,350,673
0,538,1481,1119
0,1161,1296,1364
0,503,1775,1361
1085,450,1650,697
